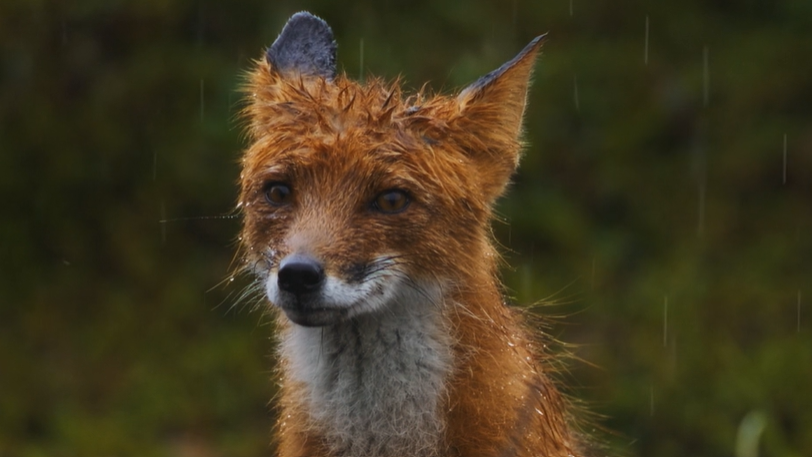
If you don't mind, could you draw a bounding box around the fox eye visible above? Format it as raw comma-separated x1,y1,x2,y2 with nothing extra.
373,189,410,214
264,182,292,206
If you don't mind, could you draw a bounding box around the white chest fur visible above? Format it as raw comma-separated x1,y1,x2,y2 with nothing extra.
280,292,453,457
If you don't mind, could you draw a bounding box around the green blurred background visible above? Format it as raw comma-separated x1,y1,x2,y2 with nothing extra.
2,1,810,456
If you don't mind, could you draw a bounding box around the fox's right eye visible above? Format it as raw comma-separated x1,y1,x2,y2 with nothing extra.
264,182,292,206
373,189,410,214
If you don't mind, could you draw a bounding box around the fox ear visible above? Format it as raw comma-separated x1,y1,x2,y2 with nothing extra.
454,35,545,202
266,12,337,80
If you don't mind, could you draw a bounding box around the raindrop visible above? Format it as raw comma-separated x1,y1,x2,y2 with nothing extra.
359,38,365,83
152,150,158,181
663,295,668,347
644,15,649,65
783,133,788,185
649,385,654,416
697,180,706,237
569,0,573,16
160,200,167,245
798,290,802,333
573,75,580,112
200,79,205,122
702,46,710,107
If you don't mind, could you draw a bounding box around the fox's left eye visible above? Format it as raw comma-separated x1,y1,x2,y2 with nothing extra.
373,189,410,214
264,182,292,206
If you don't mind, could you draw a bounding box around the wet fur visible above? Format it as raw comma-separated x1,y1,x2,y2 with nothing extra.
280,283,451,457
239,13,592,457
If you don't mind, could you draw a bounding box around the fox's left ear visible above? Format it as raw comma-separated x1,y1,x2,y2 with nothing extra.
265,12,337,80
453,35,545,202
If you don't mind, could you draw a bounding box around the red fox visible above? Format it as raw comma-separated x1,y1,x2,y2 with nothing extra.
239,12,592,457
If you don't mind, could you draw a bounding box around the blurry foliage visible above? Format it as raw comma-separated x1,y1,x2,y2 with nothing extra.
1,0,810,456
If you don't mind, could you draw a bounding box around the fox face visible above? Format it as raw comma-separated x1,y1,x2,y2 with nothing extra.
240,12,543,328
241,82,486,327
241,130,477,326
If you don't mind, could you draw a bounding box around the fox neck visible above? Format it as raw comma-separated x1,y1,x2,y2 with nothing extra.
279,285,454,457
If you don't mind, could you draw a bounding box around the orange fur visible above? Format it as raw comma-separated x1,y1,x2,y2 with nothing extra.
239,16,592,457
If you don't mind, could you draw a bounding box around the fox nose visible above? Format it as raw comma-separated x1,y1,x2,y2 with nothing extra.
278,254,325,296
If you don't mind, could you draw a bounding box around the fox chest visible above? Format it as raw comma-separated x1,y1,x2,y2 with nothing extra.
280,305,453,457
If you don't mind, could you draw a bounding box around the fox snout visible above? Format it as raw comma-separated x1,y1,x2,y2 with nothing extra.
277,254,325,296
269,252,332,327
272,253,334,327
267,251,410,327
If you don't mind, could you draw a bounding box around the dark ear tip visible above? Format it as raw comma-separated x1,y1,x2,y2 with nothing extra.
513,33,547,64
284,11,332,34
530,33,548,46
461,33,547,96
266,11,337,79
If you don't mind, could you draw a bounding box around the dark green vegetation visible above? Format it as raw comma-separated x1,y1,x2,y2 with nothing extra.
1,1,810,456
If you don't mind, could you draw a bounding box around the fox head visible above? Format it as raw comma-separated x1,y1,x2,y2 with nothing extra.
240,12,543,327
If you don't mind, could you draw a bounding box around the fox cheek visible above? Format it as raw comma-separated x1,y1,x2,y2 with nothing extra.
241,214,289,270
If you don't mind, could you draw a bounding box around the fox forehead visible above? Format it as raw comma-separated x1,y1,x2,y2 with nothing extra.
244,60,458,138
242,70,478,205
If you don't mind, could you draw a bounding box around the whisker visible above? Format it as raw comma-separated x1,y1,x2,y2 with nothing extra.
223,278,267,315
158,213,240,224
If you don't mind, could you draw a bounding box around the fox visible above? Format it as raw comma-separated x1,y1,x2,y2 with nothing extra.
238,11,594,457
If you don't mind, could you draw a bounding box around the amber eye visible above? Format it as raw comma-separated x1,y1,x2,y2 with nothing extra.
264,182,292,206
373,189,410,213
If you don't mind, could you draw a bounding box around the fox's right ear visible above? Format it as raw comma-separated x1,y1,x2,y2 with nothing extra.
451,36,545,204
265,12,337,80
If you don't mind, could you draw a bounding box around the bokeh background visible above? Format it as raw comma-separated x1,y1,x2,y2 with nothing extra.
2,1,810,456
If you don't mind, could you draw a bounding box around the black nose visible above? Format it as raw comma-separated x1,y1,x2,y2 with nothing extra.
277,254,325,296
